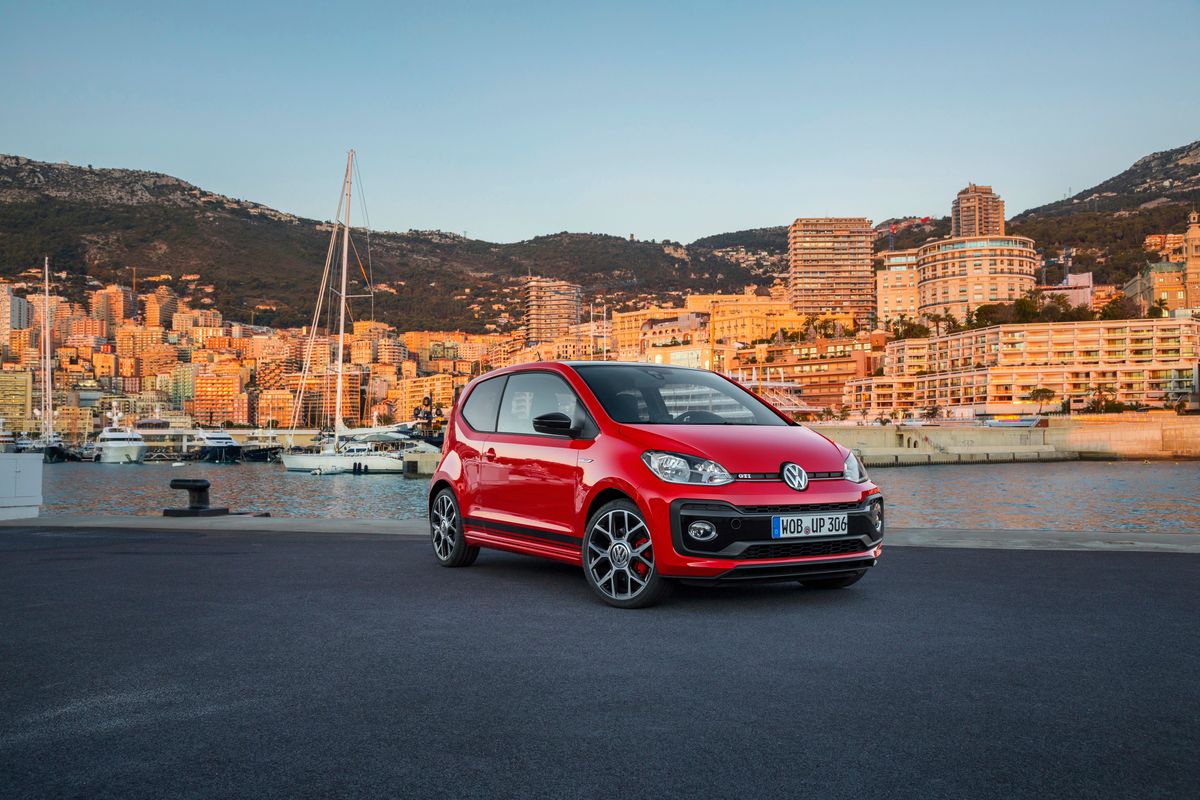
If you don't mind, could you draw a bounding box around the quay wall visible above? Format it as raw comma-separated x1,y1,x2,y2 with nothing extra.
811,414,1200,464
1044,414,1200,459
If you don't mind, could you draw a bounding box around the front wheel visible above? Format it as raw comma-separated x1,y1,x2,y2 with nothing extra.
583,499,672,609
430,489,479,567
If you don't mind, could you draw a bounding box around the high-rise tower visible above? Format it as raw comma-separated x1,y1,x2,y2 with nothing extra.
787,217,874,326
951,184,1005,237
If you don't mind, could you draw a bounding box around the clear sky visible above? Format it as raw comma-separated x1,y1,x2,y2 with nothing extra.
3,0,1198,243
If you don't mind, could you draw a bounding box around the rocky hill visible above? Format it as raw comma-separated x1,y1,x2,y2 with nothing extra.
1007,140,1200,285
3,139,1198,327
0,156,769,330
1016,140,1200,218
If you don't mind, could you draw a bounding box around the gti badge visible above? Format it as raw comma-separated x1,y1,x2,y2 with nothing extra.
781,462,808,491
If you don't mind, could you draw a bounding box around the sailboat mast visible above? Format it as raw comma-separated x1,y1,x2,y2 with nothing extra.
42,256,53,439
333,150,354,449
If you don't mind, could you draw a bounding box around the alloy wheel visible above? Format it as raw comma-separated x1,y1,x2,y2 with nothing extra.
586,508,655,601
431,493,457,561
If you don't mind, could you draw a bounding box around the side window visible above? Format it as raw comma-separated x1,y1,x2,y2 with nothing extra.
497,372,580,435
459,376,506,433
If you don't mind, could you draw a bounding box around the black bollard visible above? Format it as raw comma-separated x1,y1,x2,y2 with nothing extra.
164,478,230,517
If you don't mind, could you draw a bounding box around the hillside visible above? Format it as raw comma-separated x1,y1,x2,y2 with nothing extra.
0,156,764,330
1007,140,1200,285
3,139,1198,327
1017,141,1200,218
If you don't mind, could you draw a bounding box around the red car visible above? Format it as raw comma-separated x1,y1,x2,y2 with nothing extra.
428,362,884,608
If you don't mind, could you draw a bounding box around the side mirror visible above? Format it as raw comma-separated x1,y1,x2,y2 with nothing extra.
532,412,578,438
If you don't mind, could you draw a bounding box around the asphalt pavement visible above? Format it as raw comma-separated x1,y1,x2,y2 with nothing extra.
1,525,1197,799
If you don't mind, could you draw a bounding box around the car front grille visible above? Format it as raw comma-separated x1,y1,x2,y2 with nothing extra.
738,502,862,514
739,539,868,559
735,470,843,481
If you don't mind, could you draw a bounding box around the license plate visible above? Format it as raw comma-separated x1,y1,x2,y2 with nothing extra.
771,514,848,538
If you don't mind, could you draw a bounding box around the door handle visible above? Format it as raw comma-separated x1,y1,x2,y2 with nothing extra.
483,448,496,461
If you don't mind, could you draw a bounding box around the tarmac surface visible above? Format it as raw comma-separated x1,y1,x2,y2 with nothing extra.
1,524,1198,799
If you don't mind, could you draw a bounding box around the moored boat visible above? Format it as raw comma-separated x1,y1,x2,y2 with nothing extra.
241,429,284,462
195,428,242,463
95,407,147,464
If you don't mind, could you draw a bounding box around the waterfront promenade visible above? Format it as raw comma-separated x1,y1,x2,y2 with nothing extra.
1,520,1198,798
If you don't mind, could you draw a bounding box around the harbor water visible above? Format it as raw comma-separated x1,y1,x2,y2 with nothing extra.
38,460,1200,533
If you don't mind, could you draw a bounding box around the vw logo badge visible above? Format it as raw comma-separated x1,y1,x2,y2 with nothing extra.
609,542,631,568
781,462,808,492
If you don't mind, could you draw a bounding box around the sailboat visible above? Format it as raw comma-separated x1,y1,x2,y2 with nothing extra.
280,151,433,475
31,257,68,463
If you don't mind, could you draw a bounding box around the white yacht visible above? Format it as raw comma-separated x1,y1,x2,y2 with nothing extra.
96,427,148,464
95,407,147,464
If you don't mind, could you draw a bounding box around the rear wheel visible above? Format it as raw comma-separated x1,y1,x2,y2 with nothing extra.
583,499,672,609
800,572,865,590
430,489,479,567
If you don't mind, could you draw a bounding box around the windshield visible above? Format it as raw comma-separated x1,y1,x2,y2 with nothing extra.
573,365,789,426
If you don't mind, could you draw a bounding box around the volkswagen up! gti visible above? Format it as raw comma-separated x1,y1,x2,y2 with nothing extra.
428,362,884,608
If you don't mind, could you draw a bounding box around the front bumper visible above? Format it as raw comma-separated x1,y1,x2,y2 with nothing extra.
649,488,884,581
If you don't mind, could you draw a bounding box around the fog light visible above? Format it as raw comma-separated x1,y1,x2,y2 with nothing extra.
868,501,884,533
687,520,718,541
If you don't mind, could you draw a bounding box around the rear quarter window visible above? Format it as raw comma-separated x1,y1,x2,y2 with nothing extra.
460,376,506,432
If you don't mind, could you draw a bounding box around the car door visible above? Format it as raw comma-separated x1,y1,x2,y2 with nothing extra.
453,374,507,515
475,370,589,548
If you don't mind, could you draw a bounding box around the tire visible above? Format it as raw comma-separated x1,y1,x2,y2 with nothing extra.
582,499,673,609
800,571,865,590
429,488,479,567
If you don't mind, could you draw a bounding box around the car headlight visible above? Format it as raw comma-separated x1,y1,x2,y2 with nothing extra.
844,451,869,483
641,451,733,486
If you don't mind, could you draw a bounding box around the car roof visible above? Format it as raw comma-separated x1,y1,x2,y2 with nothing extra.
516,360,704,372
466,360,710,386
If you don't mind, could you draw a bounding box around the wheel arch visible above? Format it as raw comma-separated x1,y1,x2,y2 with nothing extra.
428,478,455,514
581,478,648,530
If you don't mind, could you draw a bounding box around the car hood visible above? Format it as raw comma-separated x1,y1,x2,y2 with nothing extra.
616,423,846,474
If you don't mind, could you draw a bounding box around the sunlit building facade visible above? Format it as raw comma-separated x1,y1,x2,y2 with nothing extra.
876,249,919,324
916,235,1038,322
787,217,875,326
844,318,1200,417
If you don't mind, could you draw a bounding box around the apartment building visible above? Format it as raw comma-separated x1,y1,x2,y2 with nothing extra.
388,373,464,418
193,373,248,425
916,235,1038,321
1036,272,1120,313
1143,233,1185,262
0,285,32,359
951,184,1005,237
115,325,166,358
737,331,889,410
89,285,135,329
0,369,34,431
522,277,580,344
255,389,296,428
876,249,919,324
787,217,875,326
844,318,1200,417
143,287,178,328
